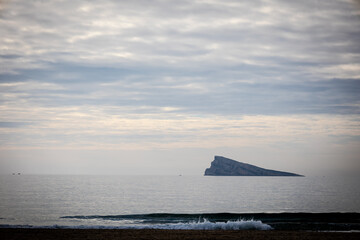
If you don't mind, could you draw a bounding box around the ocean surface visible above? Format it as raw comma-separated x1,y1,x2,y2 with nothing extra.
0,175,359,231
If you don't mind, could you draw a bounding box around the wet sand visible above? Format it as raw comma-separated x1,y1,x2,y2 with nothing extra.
1,228,360,240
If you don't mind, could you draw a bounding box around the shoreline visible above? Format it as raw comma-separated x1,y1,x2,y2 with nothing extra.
1,228,360,240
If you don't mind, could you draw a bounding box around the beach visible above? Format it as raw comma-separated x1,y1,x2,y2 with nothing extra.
1,229,360,240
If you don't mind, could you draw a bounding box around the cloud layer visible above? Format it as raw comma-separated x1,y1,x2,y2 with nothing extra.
0,0,359,174
1,0,360,116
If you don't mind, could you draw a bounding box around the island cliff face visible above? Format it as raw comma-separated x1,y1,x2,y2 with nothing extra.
205,156,303,176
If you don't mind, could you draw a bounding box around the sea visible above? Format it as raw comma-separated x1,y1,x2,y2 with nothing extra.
0,175,359,231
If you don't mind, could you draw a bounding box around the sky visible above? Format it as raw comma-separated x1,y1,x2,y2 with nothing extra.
0,0,359,176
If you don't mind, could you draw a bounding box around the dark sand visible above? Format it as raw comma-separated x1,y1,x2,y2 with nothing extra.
1,229,360,240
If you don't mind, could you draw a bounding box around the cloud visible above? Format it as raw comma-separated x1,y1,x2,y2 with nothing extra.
0,0,359,176
0,99,358,151
0,121,32,128
1,0,359,71
1,65,359,115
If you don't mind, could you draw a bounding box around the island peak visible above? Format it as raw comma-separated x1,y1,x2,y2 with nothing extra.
204,156,303,176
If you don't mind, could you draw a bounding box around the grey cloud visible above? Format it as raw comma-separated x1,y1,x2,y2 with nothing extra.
2,63,359,115
0,0,359,116
2,0,358,66
0,54,22,59
0,122,32,128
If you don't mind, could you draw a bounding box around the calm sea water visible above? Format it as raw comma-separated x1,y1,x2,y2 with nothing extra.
0,175,359,230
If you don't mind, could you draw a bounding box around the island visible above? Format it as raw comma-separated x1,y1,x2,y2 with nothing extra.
204,156,303,176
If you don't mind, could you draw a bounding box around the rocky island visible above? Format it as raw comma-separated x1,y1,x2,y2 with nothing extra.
205,156,303,176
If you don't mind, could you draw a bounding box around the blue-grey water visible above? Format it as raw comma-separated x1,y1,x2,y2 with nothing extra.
0,175,359,230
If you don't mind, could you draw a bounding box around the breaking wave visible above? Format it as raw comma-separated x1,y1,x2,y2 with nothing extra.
60,213,272,230
140,218,272,230
3,212,354,231
0,219,272,230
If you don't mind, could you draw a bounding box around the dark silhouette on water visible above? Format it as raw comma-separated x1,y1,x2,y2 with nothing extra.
205,156,303,176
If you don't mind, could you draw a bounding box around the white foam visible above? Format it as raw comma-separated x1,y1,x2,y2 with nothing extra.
1,219,272,230
135,219,272,230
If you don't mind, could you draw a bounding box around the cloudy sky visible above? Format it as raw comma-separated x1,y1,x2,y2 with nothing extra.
0,0,359,175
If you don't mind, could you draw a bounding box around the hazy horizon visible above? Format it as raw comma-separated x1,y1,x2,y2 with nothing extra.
0,0,359,176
